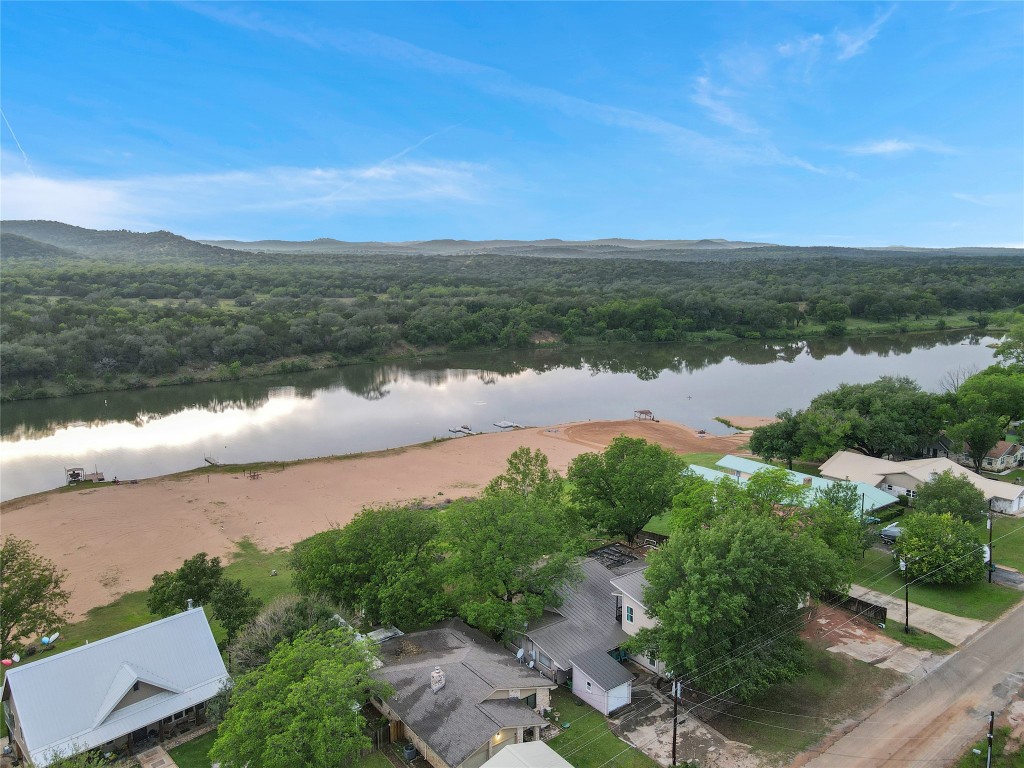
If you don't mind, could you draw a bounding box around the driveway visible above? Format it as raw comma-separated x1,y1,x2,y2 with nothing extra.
848,585,987,645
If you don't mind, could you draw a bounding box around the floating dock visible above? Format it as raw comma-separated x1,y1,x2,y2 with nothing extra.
493,420,522,429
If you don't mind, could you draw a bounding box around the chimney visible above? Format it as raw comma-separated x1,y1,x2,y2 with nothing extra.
187,598,194,611
430,666,446,694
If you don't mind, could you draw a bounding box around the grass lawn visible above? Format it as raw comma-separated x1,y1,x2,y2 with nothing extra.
548,688,659,768
854,548,1023,622
950,726,1024,768
880,622,954,653
167,730,217,768
354,753,397,768
973,516,1024,573
55,539,297,653
713,642,901,757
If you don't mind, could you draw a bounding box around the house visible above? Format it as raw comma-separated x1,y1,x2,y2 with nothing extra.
818,452,1024,515
480,742,576,767
568,648,634,716
691,455,899,516
979,441,1024,472
1,607,228,767
608,566,664,675
372,620,558,768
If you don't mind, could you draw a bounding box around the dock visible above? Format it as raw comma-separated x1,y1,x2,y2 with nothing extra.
448,425,477,435
493,420,523,430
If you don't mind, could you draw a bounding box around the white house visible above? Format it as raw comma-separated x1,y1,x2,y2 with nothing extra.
979,441,1024,472
1,607,228,767
818,452,1024,515
609,566,665,675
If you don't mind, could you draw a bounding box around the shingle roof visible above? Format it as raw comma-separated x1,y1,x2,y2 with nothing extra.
375,620,555,768
569,648,634,691
2,609,228,767
525,558,630,671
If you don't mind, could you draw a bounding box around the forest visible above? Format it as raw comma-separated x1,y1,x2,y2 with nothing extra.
2,220,1023,401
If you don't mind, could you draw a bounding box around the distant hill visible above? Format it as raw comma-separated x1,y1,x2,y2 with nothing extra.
0,232,81,262
198,236,777,256
0,220,238,261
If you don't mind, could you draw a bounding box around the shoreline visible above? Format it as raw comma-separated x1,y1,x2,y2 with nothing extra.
1,418,751,618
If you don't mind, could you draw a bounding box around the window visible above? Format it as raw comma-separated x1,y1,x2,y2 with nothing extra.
538,652,551,668
626,606,634,623
526,693,536,709
586,681,592,692
907,490,917,499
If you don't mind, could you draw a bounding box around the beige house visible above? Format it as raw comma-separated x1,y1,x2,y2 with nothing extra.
818,452,1024,515
980,441,1024,472
372,620,557,768
609,566,665,676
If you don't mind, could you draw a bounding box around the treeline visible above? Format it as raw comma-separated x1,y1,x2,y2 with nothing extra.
2,225,1023,400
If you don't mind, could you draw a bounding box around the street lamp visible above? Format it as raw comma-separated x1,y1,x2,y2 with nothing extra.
987,510,994,584
899,557,912,633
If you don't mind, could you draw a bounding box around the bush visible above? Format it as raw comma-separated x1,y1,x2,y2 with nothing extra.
892,512,985,585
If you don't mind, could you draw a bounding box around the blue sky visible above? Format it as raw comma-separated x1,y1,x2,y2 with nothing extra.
2,2,1021,246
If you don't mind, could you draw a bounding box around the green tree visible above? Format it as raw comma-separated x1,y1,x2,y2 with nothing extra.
210,626,393,768
891,513,985,585
957,365,1024,422
146,552,223,616
568,436,687,544
210,578,263,644
484,446,564,501
913,470,988,522
290,505,446,629
632,509,849,702
0,536,72,658
230,594,339,673
444,492,583,637
749,410,805,470
995,320,1024,367
947,412,1009,474
799,482,864,568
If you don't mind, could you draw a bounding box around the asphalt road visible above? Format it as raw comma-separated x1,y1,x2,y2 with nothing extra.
800,599,1024,767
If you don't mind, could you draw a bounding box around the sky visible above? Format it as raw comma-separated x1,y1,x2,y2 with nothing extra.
1,2,1022,246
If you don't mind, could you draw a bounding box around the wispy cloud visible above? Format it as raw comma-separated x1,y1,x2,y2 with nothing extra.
836,7,896,60
952,192,1017,207
691,76,759,134
777,34,825,58
846,138,955,155
190,4,825,174
0,157,486,230
1,109,36,176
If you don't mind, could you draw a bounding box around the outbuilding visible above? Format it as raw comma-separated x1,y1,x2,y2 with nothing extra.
568,648,634,715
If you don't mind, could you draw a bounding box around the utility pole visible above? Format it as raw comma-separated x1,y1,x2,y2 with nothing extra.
988,510,994,584
987,710,994,768
672,680,679,766
900,557,910,633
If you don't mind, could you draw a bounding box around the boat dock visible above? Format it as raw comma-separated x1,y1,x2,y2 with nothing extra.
493,420,523,430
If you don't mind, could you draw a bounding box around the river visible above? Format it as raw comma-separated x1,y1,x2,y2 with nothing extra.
0,331,997,501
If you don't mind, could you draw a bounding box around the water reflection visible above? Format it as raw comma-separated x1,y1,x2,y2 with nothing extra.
0,331,998,501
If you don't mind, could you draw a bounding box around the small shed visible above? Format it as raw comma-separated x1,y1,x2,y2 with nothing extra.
633,409,654,421
569,649,633,715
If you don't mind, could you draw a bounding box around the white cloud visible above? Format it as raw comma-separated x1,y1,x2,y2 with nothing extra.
846,138,955,155
836,7,896,61
0,159,486,231
777,34,825,58
952,192,1016,207
691,76,759,134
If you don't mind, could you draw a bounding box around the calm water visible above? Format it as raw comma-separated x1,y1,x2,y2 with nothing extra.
0,332,997,501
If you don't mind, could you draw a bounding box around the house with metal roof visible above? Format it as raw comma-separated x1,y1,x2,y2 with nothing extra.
372,619,557,768
1,607,228,767
691,455,899,516
819,451,1024,515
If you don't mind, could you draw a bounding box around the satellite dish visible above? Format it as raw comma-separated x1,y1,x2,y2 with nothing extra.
49,632,60,642
12,654,20,663
516,648,525,660
528,661,535,669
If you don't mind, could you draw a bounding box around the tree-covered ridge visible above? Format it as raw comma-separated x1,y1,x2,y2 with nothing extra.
2,222,1022,399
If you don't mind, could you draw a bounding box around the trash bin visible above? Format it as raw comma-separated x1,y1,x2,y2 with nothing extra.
403,744,417,761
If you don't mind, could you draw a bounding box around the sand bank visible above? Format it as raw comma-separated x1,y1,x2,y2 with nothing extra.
1,419,749,618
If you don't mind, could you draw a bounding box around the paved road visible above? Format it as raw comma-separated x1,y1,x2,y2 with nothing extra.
800,600,1024,767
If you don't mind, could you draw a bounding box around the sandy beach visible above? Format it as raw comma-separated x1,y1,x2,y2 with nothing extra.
1,419,749,618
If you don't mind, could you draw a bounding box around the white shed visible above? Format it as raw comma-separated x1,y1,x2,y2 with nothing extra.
568,649,634,716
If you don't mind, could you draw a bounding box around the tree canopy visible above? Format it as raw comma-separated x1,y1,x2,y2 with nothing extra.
748,410,803,470
210,625,392,768
0,536,71,658
913,471,988,522
229,594,339,673
568,436,687,544
892,513,985,585
147,552,224,616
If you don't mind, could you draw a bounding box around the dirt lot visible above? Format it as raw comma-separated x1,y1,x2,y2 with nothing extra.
1,419,750,618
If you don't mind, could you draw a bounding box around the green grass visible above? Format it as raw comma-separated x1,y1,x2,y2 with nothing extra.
854,548,1023,622
880,621,955,653
951,726,1024,768
713,642,901,757
548,689,659,768
354,753,396,768
987,468,1024,483
973,516,1024,573
167,730,218,768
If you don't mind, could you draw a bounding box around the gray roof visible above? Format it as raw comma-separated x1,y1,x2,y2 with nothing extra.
609,566,650,605
2,609,228,767
375,620,555,768
569,648,634,691
525,558,630,671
